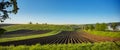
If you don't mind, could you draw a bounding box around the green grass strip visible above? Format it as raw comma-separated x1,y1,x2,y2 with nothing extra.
2,24,74,32
0,30,61,43
0,42,120,50
85,30,120,38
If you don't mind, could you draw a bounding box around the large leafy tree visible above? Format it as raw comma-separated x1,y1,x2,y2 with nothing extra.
0,0,19,35
111,23,117,31
95,23,107,31
84,24,89,30
88,24,94,30
100,23,107,31
0,0,19,22
95,23,100,31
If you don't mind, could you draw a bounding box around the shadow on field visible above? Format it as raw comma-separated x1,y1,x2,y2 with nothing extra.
0,29,51,38
0,31,94,46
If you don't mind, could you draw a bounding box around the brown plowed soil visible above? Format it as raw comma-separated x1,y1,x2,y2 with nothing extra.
81,31,120,42
0,31,119,46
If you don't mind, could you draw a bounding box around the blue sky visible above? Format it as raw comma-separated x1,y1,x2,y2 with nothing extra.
3,0,120,24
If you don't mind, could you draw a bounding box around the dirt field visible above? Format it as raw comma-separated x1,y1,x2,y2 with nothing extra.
0,31,120,46
81,31,120,42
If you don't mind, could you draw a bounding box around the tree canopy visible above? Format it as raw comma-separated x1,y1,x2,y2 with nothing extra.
95,23,107,31
111,23,117,31
0,0,19,22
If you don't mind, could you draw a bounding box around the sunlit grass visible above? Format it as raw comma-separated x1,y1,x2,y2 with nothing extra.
2,24,74,32
0,42,120,50
0,31,61,43
85,30,120,38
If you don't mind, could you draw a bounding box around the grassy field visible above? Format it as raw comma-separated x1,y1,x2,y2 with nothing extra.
0,30,61,43
0,24,120,50
0,42,120,50
0,24,74,42
2,24,74,32
85,30,120,38
1,25,120,43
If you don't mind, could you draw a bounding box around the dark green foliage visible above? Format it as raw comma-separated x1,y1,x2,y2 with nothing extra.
101,23,107,31
71,25,80,31
84,25,89,30
95,23,100,31
29,22,32,24
0,28,6,36
0,0,19,22
88,25,94,30
111,23,117,31
95,23,107,31
83,24,95,30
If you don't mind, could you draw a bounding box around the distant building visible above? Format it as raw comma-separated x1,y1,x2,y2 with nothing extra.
116,25,120,30
107,25,113,30
107,23,120,31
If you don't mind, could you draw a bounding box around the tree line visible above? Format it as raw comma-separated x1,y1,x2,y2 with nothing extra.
83,23,118,31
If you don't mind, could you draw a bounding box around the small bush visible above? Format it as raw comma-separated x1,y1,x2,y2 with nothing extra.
0,28,6,36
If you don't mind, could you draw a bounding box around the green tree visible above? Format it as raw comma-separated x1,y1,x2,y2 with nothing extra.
111,23,117,31
84,25,89,30
0,0,19,35
88,25,94,30
95,23,107,31
101,23,107,31
95,23,100,31
0,0,19,22
29,21,32,24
